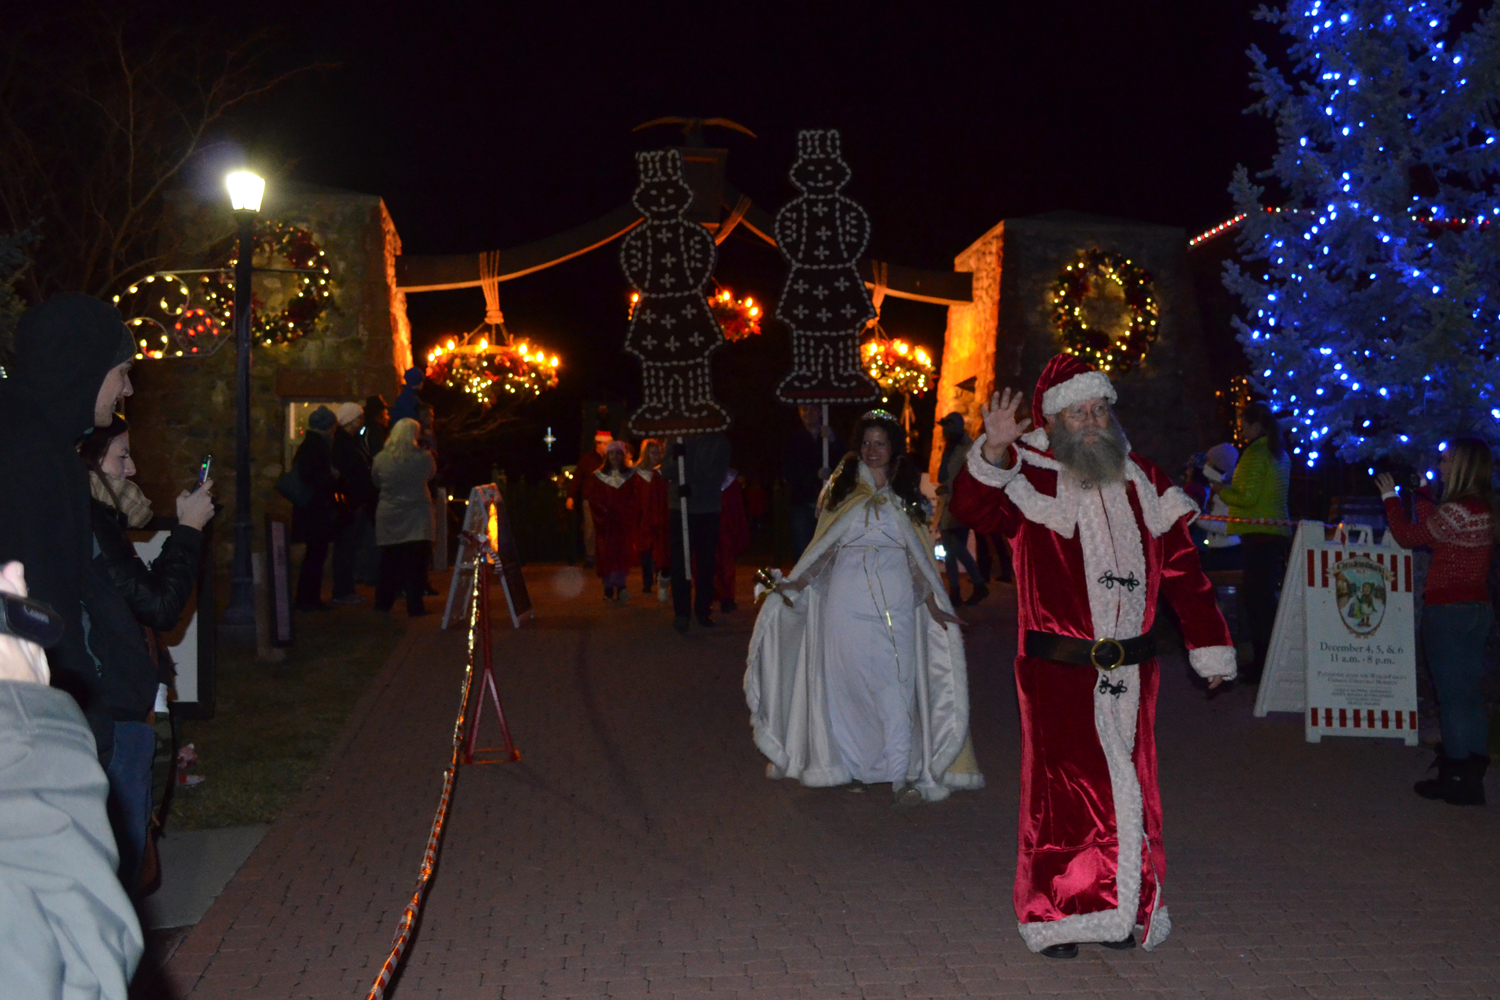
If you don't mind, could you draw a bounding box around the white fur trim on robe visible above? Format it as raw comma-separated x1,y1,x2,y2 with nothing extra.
744,469,982,801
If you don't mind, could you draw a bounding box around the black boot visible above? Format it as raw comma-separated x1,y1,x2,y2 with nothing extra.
1414,753,1462,801
1453,753,1489,806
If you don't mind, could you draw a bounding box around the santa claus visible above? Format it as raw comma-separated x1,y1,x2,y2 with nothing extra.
949,353,1234,959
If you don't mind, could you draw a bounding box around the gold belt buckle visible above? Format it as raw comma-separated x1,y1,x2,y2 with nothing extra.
1090,637,1125,670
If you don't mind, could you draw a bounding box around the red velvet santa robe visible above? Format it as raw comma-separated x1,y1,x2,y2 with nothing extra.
714,474,749,604
582,469,639,577
949,428,1234,952
632,466,670,568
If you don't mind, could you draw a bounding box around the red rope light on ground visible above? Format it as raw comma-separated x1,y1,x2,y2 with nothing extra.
363,556,488,1000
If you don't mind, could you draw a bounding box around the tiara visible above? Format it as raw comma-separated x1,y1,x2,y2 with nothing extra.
860,409,899,422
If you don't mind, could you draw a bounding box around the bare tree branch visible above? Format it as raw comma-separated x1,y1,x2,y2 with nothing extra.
0,9,330,301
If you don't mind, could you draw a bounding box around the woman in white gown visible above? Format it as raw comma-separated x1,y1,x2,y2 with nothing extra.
746,410,983,805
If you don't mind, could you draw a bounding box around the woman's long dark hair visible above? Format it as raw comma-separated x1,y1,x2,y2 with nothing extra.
1242,401,1286,461
78,414,130,510
824,412,929,520
78,413,129,472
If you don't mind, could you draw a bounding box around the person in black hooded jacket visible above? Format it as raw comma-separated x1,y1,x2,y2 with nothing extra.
0,293,144,763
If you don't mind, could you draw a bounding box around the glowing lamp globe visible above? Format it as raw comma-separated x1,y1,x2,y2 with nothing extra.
225,171,265,212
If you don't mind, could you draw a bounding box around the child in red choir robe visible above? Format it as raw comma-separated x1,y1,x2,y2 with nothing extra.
632,438,671,601
581,441,638,602
714,469,750,612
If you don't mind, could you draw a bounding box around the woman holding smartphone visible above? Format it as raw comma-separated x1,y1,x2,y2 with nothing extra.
1377,439,1498,806
78,415,215,892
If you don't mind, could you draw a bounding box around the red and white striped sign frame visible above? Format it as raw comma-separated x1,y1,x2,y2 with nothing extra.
1303,541,1418,745
1307,548,1413,594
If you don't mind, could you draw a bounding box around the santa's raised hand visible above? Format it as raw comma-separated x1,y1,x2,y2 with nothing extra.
980,388,1031,466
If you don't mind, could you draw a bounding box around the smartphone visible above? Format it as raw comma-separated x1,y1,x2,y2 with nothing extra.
197,456,212,487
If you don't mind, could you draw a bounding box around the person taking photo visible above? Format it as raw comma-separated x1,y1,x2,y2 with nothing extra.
1377,438,1498,806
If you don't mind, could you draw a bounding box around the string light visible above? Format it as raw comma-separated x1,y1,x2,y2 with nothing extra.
112,222,332,356
198,223,331,348
710,287,762,341
629,286,762,341
114,274,192,359
425,336,560,403
1189,206,1491,248
861,336,935,396
1050,249,1159,374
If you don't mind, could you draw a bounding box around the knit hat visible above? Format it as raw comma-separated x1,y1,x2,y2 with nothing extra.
335,402,363,427
939,411,965,429
1032,353,1117,428
403,367,424,386
1206,442,1239,477
307,405,336,431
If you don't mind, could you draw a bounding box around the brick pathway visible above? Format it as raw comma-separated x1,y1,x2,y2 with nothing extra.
160,566,1500,999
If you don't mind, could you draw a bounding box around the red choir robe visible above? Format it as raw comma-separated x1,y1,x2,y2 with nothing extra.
582,469,639,577
632,466,670,568
949,428,1234,953
714,473,749,604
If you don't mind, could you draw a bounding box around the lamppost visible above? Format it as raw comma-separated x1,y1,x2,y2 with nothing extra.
221,170,265,640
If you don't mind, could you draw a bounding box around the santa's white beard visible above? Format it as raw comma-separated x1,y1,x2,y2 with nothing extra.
1051,416,1129,487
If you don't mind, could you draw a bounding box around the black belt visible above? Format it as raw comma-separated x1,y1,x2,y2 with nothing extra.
1024,629,1156,670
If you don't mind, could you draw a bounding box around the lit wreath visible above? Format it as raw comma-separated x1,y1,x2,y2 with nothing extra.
425,336,560,404
861,335,934,397
113,222,333,357
198,222,333,347
1049,248,1158,374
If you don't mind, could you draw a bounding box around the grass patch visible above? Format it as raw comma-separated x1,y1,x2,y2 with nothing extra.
165,609,407,830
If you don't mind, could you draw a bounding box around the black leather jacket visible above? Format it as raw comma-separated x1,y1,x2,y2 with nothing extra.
91,501,201,632
90,500,202,720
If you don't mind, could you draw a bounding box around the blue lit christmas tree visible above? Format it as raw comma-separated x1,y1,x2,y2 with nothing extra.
1225,0,1500,470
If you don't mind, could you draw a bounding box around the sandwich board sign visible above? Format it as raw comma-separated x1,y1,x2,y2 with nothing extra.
442,484,534,630
1253,520,1418,745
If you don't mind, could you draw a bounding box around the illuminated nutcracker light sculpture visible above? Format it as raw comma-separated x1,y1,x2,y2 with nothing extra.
773,129,880,409
620,149,729,436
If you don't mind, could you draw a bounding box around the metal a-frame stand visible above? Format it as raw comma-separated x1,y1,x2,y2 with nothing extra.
460,530,521,766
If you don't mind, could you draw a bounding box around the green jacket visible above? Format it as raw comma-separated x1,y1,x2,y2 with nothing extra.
1215,436,1291,536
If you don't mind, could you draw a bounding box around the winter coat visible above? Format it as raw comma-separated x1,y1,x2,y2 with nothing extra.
667,433,731,515
0,681,144,998
89,500,201,720
1215,436,1291,537
372,449,437,546
291,431,339,544
0,293,145,755
330,427,375,513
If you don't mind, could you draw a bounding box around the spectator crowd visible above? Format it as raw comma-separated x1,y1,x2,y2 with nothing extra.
0,290,1489,996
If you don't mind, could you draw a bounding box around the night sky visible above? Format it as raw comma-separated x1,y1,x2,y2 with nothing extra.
148,2,1284,479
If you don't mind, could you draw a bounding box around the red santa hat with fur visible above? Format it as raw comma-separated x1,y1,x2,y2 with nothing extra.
1031,352,1117,430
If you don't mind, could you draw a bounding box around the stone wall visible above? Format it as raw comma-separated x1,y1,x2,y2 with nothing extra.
128,184,411,572
933,211,1222,476
928,222,1002,479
